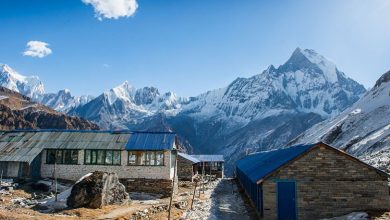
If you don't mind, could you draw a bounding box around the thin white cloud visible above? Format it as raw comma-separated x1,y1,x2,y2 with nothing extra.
103,63,110,68
82,0,138,20
23,41,52,58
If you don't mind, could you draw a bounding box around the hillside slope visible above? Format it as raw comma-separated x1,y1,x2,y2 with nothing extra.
0,87,99,130
290,70,390,172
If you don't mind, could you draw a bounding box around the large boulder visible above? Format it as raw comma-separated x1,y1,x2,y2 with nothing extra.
67,171,129,209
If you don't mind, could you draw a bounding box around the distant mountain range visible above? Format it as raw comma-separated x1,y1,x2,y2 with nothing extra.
291,70,390,173
0,48,370,173
0,86,98,130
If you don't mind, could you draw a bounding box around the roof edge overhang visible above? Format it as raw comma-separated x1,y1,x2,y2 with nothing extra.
255,142,390,185
315,142,390,178
255,143,317,184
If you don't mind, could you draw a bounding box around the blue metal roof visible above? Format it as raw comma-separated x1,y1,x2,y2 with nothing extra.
125,132,176,151
178,153,201,163
190,154,224,162
4,129,132,134
236,144,315,184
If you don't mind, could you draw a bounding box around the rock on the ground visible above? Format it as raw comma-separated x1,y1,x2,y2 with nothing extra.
321,212,369,220
67,171,129,209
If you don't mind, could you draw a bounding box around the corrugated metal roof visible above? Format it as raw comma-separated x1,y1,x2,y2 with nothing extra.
190,154,224,162
0,130,132,163
125,132,176,151
236,144,315,184
7,129,132,133
178,153,200,163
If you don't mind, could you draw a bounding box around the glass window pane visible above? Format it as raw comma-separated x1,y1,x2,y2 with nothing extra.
97,150,105,164
140,152,146,165
156,151,164,166
145,151,152,165
56,150,63,164
146,152,150,165
113,151,121,165
91,150,97,164
128,151,136,165
46,150,56,164
85,150,91,164
105,150,113,165
63,150,72,164
71,150,78,164
149,151,156,166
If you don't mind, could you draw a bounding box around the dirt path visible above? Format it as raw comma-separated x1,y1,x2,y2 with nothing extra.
97,206,140,219
208,179,257,220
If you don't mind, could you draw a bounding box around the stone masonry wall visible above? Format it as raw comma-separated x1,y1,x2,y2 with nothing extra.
177,156,194,181
40,150,173,181
262,146,389,220
121,178,176,198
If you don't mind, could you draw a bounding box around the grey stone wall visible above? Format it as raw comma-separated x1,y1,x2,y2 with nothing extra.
262,146,389,220
121,178,177,198
177,155,194,180
40,150,173,181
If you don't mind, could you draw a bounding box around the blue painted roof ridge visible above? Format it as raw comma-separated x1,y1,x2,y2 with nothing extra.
0,129,175,134
236,143,316,184
125,132,176,150
238,143,315,161
133,131,176,134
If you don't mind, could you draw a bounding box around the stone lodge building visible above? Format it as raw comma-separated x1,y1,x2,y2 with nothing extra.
236,142,390,220
0,130,178,196
178,153,224,180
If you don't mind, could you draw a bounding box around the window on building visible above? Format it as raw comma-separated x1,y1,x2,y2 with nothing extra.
128,151,137,165
46,149,78,164
105,151,113,164
84,150,121,165
156,151,164,166
113,151,121,165
46,150,56,164
127,151,164,166
97,150,105,164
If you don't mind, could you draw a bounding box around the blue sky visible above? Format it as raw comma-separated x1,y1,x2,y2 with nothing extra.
0,0,389,97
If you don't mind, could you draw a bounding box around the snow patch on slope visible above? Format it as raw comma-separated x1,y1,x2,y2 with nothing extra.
291,70,390,172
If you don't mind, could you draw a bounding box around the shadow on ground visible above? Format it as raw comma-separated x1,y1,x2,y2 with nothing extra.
208,179,257,220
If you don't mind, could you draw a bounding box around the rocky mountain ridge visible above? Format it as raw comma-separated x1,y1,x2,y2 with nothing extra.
290,70,390,172
0,86,99,130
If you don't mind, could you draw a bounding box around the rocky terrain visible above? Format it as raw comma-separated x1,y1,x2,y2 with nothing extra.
290,70,390,172
0,86,99,130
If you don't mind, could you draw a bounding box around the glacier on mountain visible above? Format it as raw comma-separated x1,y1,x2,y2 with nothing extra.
291,70,390,172
0,64,44,99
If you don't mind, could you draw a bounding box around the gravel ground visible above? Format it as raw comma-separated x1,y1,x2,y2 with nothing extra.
182,179,257,220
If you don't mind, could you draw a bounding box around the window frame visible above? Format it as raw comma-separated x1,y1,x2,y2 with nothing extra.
127,150,165,166
45,149,79,165
84,149,122,166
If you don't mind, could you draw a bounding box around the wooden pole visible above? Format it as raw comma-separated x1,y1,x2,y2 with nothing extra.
191,181,197,210
202,162,205,194
168,150,177,220
54,161,58,202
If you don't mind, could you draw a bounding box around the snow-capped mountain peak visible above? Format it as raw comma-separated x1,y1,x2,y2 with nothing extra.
0,64,45,99
374,70,390,88
290,70,390,172
105,81,136,105
184,48,366,124
281,47,339,83
135,86,160,105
